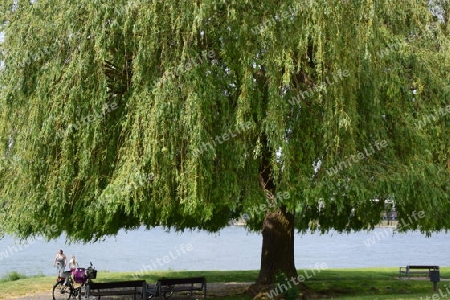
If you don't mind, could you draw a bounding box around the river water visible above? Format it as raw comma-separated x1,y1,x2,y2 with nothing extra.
0,226,449,278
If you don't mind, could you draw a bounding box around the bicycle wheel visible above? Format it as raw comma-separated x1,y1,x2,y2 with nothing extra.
52,281,72,300
80,287,99,300
163,286,174,299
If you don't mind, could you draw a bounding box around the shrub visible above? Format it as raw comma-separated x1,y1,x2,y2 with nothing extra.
0,271,27,283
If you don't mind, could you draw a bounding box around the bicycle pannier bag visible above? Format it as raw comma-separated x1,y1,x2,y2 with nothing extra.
73,268,87,284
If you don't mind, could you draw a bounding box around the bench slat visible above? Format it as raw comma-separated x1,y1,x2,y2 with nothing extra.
90,280,146,289
407,265,439,270
156,277,206,299
87,280,147,299
91,290,142,296
171,286,204,292
158,277,205,285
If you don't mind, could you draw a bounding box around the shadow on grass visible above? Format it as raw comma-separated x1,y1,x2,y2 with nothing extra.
299,268,446,299
1,268,447,299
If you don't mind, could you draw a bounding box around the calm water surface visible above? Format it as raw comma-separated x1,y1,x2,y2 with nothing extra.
0,226,449,277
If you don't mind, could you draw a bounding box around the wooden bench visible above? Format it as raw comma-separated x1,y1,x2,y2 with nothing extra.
154,277,206,299
86,280,147,299
399,265,439,279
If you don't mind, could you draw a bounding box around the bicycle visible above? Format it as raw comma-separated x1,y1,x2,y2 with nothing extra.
146,282,174,299
52,262,97,300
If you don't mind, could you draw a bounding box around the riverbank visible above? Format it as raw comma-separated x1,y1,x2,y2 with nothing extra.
1,267,448,299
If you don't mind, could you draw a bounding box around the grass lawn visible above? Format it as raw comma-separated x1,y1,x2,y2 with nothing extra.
304,267,448,299
0,267,448,299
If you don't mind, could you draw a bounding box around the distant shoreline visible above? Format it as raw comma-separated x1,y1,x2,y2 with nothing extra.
229,219,400,228
376,221,398,228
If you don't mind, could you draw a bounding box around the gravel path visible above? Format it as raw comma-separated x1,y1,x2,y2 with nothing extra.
9,282,251,299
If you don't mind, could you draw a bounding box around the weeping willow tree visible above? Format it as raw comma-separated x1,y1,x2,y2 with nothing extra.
1,0,449,290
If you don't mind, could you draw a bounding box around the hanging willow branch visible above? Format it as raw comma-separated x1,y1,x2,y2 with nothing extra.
104,58,133,98
0,0,448,242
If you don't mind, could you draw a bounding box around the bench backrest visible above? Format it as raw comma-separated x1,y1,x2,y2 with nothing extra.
89,280,146,289
157,277,206,286
407,265,439,270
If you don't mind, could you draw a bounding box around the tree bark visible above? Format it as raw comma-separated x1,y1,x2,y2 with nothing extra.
253,132,300,287
256,206,298,284
247,208,308,299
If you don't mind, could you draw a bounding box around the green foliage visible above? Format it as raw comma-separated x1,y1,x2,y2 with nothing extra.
0,271,27,283
0,0,448,242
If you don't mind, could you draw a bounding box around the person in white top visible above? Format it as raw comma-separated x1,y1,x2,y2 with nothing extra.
69,255,79,273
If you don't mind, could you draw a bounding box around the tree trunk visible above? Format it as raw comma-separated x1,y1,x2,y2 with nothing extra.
256,206,298,284
247,207,308,299
251,132,305,295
